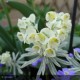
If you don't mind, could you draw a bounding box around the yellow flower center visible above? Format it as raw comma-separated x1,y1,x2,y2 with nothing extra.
44,48,56,57
29,33,35,40
38,33,46,42
48,12,56,21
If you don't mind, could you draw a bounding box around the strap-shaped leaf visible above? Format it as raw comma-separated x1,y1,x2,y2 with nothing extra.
74,50,80,61
21,56,40,68
13,65,16,75
50,58,61,67
12,52,16,61
67,57,80,67
42,58,46,75
56,49,68,57
37,58,45,75
18,52,37,61
16,64,23,74
7,1,36,17
56,57,70,65
0,25,15,51
17,61,26,64
47,59,57,75
69,67,80,73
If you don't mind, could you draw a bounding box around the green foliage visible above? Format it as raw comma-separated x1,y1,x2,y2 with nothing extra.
0,10,5,20
7,1,36,17
7,1,54,30
0,25,16,51
75,24,80,36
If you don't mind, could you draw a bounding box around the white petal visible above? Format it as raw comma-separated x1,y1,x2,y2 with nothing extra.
29,13,36,23
46,11,57,21
17,32,25,42
40,28,55,38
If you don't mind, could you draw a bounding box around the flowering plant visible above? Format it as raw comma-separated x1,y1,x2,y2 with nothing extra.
0,0,80,80
16,12,71,76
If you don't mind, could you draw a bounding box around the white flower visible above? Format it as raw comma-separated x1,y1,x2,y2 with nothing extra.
46,20,56,30
17,14,36,34
35,33,47,43
25,25,36,36
46,11,57,21
26,33,36,44
61,13,70,21
62,20,72,33
0,51,11,65
32,45,41,53
57,29,68,41
29,13,36,23
17,19,27,33
48,37,60,49
16,12,71,76
25,45,42,56
40,28,55,38
43,48,56,57
58,12,64,18
17,32,25,42
0,51,25,75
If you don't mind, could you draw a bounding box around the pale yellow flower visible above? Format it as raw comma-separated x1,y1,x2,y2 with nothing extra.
29,14,36,23
32,45,41,53
35,33,47,43
17,32,25,42
0,51,11,65
26,33,36,44
40,28,55,38
44,48,56,57
61,13,70,21
48,37,60,49
46,11,57,21
62,20,72,33
57,29,68,41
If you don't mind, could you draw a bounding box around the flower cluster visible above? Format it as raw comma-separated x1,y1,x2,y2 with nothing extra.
17,11,71,58
17,11,71,75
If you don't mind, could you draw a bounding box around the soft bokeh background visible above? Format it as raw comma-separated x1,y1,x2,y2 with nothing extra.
1,0,80,27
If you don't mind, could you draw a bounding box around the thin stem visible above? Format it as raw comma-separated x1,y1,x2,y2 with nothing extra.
1,0,16,47
69,0,78,53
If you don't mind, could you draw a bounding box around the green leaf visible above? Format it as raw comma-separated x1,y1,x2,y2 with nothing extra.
27,0,34,6
75,24,80,36
48,61,57,75
67,57,80,67
0,10,5,20
50,58,61,67
0,25,15,51
56,57,70,65
37,58,45,75
7,1,36,17
21,56,40,68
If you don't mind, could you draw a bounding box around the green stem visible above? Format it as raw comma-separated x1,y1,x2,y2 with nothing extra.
1,0,16,47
